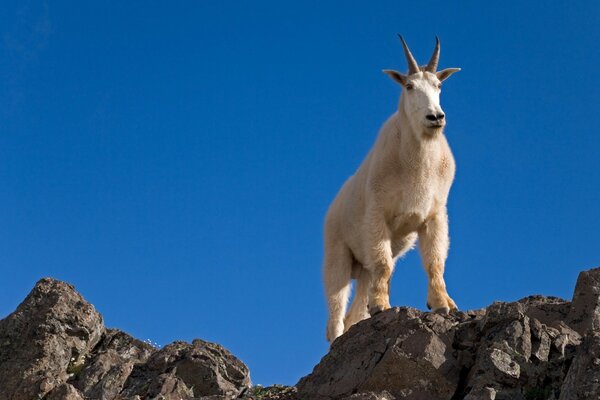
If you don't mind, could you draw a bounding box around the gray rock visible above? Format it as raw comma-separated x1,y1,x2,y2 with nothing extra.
3,267,600,400
296,307,460,400
0,278,104,400
559,333,600,400
71,328,156,400
121,339,251,399
0,278,252,400
568,267,600,335
45,383,85,400
463,386,496,400
519,295,571,329
340,391,396,400
297,292,593,400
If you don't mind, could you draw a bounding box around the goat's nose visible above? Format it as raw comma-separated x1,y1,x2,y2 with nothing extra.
426,113,445,121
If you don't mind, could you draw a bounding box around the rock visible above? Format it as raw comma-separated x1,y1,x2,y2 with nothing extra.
463,386,496,400
559,333,600,400
296,307,460,400
71,328,155,400
0,278,104,400
458,297,577,399
340,391,396,400
45,383,85,400
121,339,251,399
0,278,252,400
568,267,600,335
3,267,600,400
297,291,595,400
244,384,297,400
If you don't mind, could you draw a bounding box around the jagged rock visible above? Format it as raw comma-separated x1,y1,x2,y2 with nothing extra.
71,328,155,400
2,267,600,400
243,384,297,400
559,333,600,400
296,307,461,400
297,284,597,400
463,386,496,400
0,278,104,400
121,339,251,399
520,295,571,330
457,297,578,399
340,391,396,400
0,278,251,400
568,267,600,335
45,383,85,400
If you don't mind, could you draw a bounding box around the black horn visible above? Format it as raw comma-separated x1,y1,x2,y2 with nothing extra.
398,34,419,75
425,36,440,72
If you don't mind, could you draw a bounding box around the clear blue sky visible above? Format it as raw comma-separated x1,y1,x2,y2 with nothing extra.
1,0,598,386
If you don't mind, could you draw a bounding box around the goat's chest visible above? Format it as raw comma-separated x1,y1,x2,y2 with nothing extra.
385,162,446,234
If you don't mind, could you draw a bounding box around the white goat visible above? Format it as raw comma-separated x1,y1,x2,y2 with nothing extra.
324,36,461,343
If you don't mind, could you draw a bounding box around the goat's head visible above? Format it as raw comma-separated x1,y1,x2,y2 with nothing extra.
383,35,460,137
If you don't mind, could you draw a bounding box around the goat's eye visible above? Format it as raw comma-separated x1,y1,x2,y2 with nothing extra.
405,84,414,90
437,83,442,89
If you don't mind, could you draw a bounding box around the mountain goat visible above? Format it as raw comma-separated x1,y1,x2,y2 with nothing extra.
324,36,461,343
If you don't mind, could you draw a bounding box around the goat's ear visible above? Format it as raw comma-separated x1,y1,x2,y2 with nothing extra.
383,69,407,86
436,68,461,82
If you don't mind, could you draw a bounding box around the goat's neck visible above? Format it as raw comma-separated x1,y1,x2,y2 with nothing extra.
393,97,442,166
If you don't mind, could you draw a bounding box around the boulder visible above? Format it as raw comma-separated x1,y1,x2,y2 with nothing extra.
568,267,600,335
71,328,155,400
0,278,104,400
121,339,251,399
297,307,461,400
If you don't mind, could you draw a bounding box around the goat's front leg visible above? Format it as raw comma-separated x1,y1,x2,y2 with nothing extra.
365,208,394,316
418,210,457,314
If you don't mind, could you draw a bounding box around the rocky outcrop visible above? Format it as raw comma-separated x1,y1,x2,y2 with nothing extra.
297,308,461,400
1,267,600,400
298,267,600,400
0,278,104,400
120,339,250,399
0,278,251,400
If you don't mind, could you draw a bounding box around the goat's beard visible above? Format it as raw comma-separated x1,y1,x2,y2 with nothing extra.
423,124,445,138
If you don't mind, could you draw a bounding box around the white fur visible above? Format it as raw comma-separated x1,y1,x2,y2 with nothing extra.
323,56,460,343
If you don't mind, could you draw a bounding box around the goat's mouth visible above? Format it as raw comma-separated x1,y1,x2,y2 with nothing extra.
426,122,445,130
423,123,445,136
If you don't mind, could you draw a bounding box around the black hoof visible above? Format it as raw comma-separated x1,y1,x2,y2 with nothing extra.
432,306,450,315
368,305,384,316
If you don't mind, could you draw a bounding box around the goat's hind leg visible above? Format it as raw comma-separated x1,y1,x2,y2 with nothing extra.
365,211,394,316
323,241,353,343
344,264,370,332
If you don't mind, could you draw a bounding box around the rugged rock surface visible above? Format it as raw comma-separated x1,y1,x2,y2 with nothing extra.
0,278,251,400
0,278,104,400
297,267,600,400
1,267,600,400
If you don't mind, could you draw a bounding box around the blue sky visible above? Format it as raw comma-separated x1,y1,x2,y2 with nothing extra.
1,0,598,386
